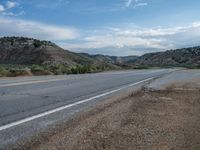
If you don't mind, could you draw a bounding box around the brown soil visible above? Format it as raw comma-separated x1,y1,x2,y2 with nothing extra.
12,80,200,150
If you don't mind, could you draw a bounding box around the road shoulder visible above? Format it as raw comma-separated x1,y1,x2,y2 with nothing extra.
9,70,200,150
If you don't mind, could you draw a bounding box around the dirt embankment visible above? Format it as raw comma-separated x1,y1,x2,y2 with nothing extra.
12,78,200,150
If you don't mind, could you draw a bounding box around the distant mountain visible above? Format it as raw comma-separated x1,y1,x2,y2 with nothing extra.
132,47,200,68
88,54,138,65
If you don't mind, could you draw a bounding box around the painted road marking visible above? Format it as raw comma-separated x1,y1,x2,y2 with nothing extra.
0,77,153,131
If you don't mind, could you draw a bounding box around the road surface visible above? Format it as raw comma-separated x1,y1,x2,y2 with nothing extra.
0,69,173,148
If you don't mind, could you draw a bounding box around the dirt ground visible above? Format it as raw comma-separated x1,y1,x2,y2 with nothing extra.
12,78,200,150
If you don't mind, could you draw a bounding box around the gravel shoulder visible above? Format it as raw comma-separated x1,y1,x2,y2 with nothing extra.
10,70,200,150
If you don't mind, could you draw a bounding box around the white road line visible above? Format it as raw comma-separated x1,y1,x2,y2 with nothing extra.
0,78,67,88
0,77,153,131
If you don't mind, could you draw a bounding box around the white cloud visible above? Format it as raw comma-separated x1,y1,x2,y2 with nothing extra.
36,0,69,9
125,0,133,7
6,1,18,9
0,1,20,16
134,2,148,8
125,0,148,9
2,10,25,16
0,5,5,12
0,17,80,41
1,16,198,56
64,34,166,50
60,22,200,56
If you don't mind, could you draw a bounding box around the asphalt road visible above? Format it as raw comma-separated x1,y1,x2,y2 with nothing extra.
0,69,173,148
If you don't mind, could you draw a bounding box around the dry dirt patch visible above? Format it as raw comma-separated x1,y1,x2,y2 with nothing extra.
12,80,200,150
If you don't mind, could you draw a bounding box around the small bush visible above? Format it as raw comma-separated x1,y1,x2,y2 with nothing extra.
31,65,51,75
0,67,9,77
7,69,31,77
184,64,200,69
70,65,94,74
133,65,150,69
33,40,42,48
47,64,70,75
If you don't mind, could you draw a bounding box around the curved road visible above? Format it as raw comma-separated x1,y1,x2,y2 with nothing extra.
0,69,173,148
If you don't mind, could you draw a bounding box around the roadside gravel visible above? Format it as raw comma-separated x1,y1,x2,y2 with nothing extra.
11,71,200,150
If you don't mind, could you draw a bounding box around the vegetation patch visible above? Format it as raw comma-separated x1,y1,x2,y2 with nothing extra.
0,63,112,77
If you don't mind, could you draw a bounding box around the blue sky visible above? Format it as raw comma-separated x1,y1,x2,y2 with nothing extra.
0,0,200,56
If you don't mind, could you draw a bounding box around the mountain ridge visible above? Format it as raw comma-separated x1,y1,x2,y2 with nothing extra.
132,47,200,68
0,36,200,76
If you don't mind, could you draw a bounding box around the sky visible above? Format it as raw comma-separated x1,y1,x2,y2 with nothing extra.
0,0,200,56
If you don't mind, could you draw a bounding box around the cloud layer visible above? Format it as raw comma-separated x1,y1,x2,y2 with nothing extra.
125,0,148,8
1,15,200,56
0,5,5,12
0,17,79,41
1,16,200,56
6,1,18,9
62,22,200,56
125,0,133,7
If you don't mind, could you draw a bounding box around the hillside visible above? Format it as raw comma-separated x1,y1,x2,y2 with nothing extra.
0,37,98,67
0,37,138,76
0,37,138,67
0,37,200,77
132,47,200,68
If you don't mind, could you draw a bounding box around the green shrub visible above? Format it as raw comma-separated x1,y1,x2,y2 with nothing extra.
70,65,93,74
184,64,200,69
31,65,51,75
7,69,31,77
47,64,69,75
0,67,9,77
133,65,150,69
33,40,42,47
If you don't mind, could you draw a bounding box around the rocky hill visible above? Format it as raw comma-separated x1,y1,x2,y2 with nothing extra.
0,37,137,70
132,47,200,68
0,37,93,67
